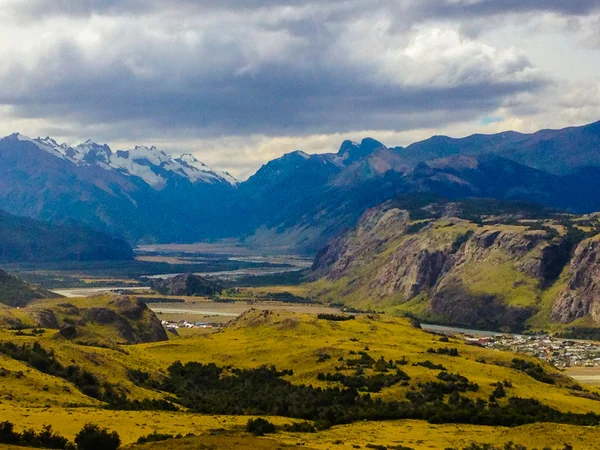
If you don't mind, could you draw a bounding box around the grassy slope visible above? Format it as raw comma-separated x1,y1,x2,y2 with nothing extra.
2,310,600,448
0,295,166,347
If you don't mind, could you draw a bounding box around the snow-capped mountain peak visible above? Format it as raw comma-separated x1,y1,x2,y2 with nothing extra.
171,153,238,186
5,133,238,189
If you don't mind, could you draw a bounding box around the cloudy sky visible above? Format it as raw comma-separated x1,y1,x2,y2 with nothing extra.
1,0,599,179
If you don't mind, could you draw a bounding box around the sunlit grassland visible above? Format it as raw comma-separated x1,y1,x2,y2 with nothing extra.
2,309,600,448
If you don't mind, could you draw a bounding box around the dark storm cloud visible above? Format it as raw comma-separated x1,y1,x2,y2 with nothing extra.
415,0,600,18
0,0,585,140
10,0,600,19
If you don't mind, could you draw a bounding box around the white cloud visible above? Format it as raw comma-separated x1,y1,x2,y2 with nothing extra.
0,0,598,178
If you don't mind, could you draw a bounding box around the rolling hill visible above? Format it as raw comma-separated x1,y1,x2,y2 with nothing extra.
1,309,600,449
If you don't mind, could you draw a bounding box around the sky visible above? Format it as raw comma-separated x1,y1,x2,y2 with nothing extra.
0,1,599,179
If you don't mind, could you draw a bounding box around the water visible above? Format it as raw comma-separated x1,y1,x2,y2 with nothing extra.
420,323,506,337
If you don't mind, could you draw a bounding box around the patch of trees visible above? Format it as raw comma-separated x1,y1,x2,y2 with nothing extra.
427,347,460,357
510,359,555,384
0,342,176,410
413,360,447,371
264,292,315,304
407,372,479,404
405,221,431,234
317,369,410,392
556,327,600,341
0,421,120,450
0,341,122,403
345,351,377,368
445,443,574,450
451,230,475,253
156,361,600,428
0,422,72,449
282,422,316,433
137,432,183,444
489,382,508,402
317,313,355,321
74,423,120,450
246,418,276,436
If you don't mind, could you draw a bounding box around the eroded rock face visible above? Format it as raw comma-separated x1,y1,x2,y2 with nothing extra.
312,202,583,330
369,238,449,299
312,207,410,280
552,238,600,324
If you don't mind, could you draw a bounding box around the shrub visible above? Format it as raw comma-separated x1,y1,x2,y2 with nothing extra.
0,422,73,449
510,359,555,384
136,431,176,443
74,423,120,450
413,360,447,371
317,314,355,321
246,418,275,436
283,422,316,433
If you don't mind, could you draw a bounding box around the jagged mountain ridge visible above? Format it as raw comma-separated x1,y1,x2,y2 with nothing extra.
0,134,240,243
2,120,600,249
13,133,237,189
310,196,600,331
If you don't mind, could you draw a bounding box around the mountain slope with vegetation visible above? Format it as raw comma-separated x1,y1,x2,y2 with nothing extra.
0,210,134,263
310,196,600,332
0,268,54,308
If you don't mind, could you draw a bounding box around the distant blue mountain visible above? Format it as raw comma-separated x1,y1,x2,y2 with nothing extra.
1,121,600,252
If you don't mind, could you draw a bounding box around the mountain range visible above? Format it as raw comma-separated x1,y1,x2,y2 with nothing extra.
2,120,600,252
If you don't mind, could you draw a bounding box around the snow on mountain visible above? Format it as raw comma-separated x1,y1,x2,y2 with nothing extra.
10,134,238,189
109,146,171,188
172,154,238,185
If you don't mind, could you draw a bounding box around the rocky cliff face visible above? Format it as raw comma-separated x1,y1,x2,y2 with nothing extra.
311,198,600,331
552,237,600,323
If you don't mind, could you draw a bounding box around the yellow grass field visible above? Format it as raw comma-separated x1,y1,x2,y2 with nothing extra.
2,307,600,449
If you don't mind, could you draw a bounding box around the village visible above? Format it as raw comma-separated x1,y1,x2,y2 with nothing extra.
466,333,600,368
161,319,225,331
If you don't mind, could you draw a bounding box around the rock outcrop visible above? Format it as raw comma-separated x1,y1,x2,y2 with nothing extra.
311,198,600,330
151,273,223,297
552,237,600,323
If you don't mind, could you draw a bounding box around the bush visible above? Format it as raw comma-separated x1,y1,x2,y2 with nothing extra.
246,418,275,436
74,423,120,450
510,359,555,384
427,347,459,357
0,421,73,449
317,314,355,321
283,422,316,433
136,431,176,443
413,360,447,371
